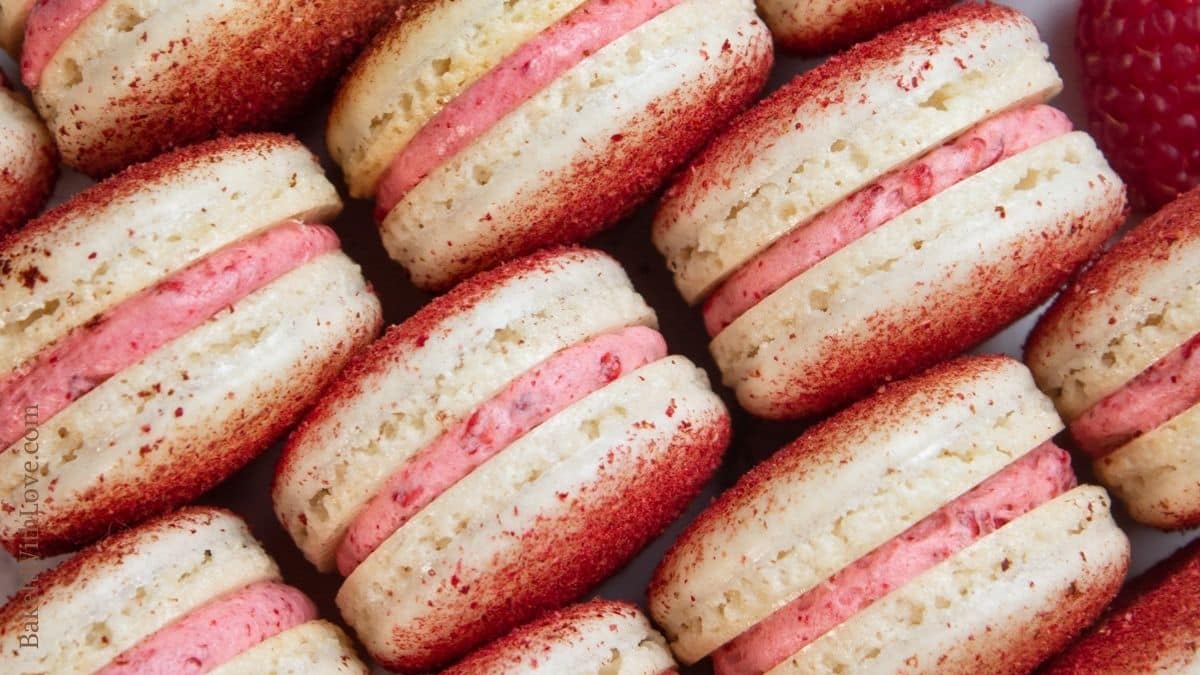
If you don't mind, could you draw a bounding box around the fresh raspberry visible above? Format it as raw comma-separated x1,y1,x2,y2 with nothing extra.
1076,0,1200,208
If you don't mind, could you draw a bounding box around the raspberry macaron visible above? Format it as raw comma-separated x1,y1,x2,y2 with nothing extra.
653,3,1128,420
650,356,1130,673
20,0,397,176
757,0,955,54
0,134,382,556
0,507,367,674
274,247,731,671
1045,539,1200,675
0,73,56,234
447,600,678,674
327,0,773,290
1027,187,1200,530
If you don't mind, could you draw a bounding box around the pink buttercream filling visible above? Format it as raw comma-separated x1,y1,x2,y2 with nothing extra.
96,581,317,675
0,221,339,448
336,325,668,575
711,442,1076,675
373,0,683,219
21,0,108,87
1071,333,1200,458
702,105,1074,337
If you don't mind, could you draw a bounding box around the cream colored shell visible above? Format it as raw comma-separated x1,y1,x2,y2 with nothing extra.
653,8,1061,303
648,358,1064,664
770,486,1129,674
1097,401,1200,529
208,621,368,675
0,0,31,54
274,250,656,572
0,509,278,675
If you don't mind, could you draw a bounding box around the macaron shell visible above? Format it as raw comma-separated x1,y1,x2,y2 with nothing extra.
378,0,772,290
653,3,1062,304
0,508,279,674
337,356,729,672
1043,539,1200,674
769,486,1129,674
0,134,342,378
445,600,676,675
1096,401,1200,530
648,355,1064,664
0,84,57,234
207,620,368,675
0,252,382,554
0,0,31,53
756,0,955,54
328,0,589,198
1027,187,1200,421
274,248,656,572
711,131,1125,420
30,0,395,176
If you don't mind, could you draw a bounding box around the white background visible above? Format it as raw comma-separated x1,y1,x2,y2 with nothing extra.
2,2,1197,673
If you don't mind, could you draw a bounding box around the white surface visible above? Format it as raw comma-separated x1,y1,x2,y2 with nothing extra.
1,2,1197,673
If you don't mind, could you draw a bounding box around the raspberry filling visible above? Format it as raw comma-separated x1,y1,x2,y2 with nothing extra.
95,581,316,675
373,0,683,219
711,442,1076,675
20,0,107,87
702,105,1073,337
1071,333,1200,458
0,221,339,448
336,325,668,575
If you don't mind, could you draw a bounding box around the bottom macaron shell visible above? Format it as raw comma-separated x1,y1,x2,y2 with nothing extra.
770,486,1128,674
337,357,729,672
445,600,676,675
0,85,56,233
1096,401,1200,529
712,132,1126,420
0,254,382,554
207,620,367,675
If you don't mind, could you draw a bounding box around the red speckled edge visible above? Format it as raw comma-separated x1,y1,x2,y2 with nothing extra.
768,0,957,55
1044,538,1200,674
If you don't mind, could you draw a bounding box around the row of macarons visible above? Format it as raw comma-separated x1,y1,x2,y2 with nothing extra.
0,123,1194,672
0,0,960,235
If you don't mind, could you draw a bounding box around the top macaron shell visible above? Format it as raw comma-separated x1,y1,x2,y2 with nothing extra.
0,134,383,555
328,0,773,290
756,0,956,54
0,79,57,234
444,600,676,675
1027,187,1200,528
26,0,397,177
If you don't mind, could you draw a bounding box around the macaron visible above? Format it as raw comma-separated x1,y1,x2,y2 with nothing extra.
0,73,56,234
0,133,383,557
653,3,1128,420
446,600,678,674
1027,186,1200,530
756,0,955,54
0,0,31,54
649,355,1130,673
1044,539,1200,674
20,0,398,177
327,0,774,290
0,507,367,674
274,247,731,671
